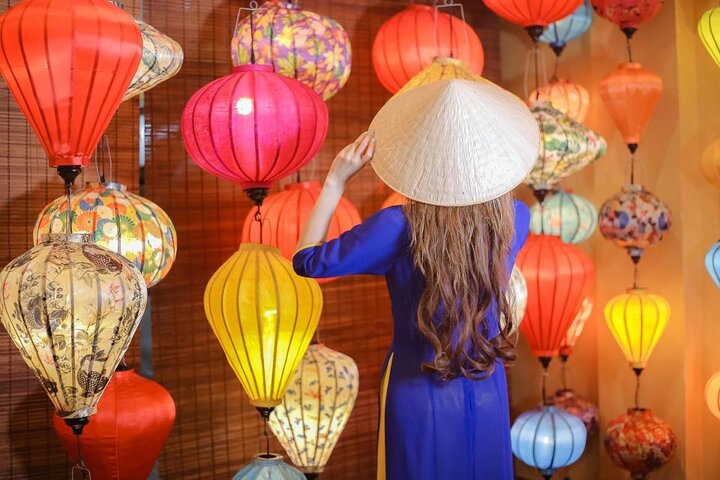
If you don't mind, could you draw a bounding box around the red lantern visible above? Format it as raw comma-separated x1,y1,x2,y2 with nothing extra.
483,0,584,39
372,4,485,94
591,0,663,38
0,0,142,169
53,368,175,480
181,65,328,204
516,234,595,364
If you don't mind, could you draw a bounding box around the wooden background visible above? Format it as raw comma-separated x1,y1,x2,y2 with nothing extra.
0,0,500,478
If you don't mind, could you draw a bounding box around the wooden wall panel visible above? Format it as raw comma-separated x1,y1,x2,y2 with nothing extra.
0,1,500,478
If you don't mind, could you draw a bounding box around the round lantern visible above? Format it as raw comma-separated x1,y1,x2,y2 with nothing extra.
705,241,720,289
604,288,669,372
527,78,590,122
699,7,720,69
204,244,322,411
598,184,671,263
34,182,177,288
483,0,584,39
604,408,677,479
516,234,595,364
511,405,587,479
591,0,663,37
700,139,720,188
233,454,305,480
232,0,351,100
705,371,720,420
503,266,529,334
395,57,484,96
599,63,662,153
0,234,147,428
53,367,175,479
0,0,142,169
372,4,485,94
381,191,407,210
530,190,597,245
559,296,593,359
181,65,328,204
269,344,359,475
539,0,593,56
524,103,607,197
553,389,599,436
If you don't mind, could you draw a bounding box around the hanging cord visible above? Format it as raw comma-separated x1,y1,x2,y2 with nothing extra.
263,418,270,455
65,178,73,236
632,262,639,289
626,36,634,63
433,1,468,60
71,436,91,479
561,359,567,390
553,53,560,79
634,371,641,409
541,365,549,404
630,152,636,185
235,1,259,64
254,204,263,244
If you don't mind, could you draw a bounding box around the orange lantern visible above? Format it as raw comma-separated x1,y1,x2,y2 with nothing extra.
381,191,407,210
528,78,590,123
372,4,484,93
483,0,584,39
599,62,662,154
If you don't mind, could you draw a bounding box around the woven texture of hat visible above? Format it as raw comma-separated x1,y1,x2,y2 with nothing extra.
369,79,539,206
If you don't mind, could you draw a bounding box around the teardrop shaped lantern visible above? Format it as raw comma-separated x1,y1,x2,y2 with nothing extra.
502,266,528,334
381,191,407,210
527,78,590,122
539,1,593,56
553,389,599,436
181,65,328,205
0,0,142,169
233,454,306,480
205,244,322,412
598,184,671,263
396,57,484,96
483,0,584,39
705,371,720,420
604,288,669,373
53,367,175,480
701,139,720,188
232,0,351,101
559,296,593,359
604,409,677,479
530,190,597,245
372,4,485,93
591,0,663,38
699,7,720,69
0,234,147,430
269,344,359,475
516,234,595,365
599,63,662,154
35,182,177,288
705,241,720,289
511,405,587,479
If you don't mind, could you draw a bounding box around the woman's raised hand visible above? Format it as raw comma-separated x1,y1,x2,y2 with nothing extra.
325,131,376,189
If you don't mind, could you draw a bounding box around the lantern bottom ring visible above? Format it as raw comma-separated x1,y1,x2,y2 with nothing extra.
64,416,90,436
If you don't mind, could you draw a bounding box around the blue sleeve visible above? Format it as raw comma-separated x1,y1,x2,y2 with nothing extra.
510,200,530,266
293,206,408,278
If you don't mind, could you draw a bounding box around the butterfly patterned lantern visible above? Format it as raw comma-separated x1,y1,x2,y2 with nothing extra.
591,0,663,38
483,0,584,40
528,78,590,123
530,190,597,245
233,454,306,480
539,0,593,56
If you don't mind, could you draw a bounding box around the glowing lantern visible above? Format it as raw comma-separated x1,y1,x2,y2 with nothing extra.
181,65,328,205
0,0,142,169
381,191,407,210
705,372,720,420
34,182,177,288
0,234,147,430
559,296,593,359
516,234,595,364
511,405,587,479
591,0,663,37
396,57,484,96
604,409,677,478
53,367,175,480
599,63,662,154
269,344,359,475
232,0,351,101
598,184,671,263
372,4,485,93
233,454,305,480
540,1,593,56
604,288,669,372
527,78,590,122
502,266,528,334
700,139,720,188
699,7,720,69
204,244,322,411
530,190,597,245
483,0,584,39
705,241,720,289
553,389,599,435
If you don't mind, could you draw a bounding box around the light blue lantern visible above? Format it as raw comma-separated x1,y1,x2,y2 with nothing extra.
705,241,720,289
233,454,306,480
511,406,587,479
530,190,597,245
539,0,593,56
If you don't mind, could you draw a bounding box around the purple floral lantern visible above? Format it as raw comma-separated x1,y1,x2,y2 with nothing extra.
553,389,600,436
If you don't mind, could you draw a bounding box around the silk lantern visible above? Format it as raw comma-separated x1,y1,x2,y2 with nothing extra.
511,406,587,480
701,139,720,188
205,244,322,412
372,4,485,93
530,190,597,244
527,78,590,122
600,63,662,154
34,182,177,288
604,289,669,373
381,191,407,210
53,367,175,480
0,0,142,171
540,0,593,56
553,389,600,435
0,234,147,430
232,0,351,100
483,0,584,39
598,184,671,263
705,241,720,289
591,0,663,37
705,372,720,420
559,296,593,359
604,409,676,479
234,454,306,480
504,266,529,334
269,344,359,476
699,7,720,69
395,57,484,96
516,234,595,365
181,65,328,205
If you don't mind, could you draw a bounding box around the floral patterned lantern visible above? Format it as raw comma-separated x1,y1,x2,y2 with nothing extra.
539,0,593,56
483,0,584,39
395,57,484,96
530,190,597,245
232,0,351,101
381,191,407,210
604,408,677,479
598,184,671,263
34,182,177,288
705,371,720,420
0,234,147,431
233,454,305,480
705,241,720,289
699,7,720,70
591,0,663,38
559,296,593,359
553,389,599,436
700,139,720,188
527,78,590,122
269,344,359,475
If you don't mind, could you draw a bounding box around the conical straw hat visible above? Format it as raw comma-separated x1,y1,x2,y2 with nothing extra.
369,78,540,206
395,57,486,96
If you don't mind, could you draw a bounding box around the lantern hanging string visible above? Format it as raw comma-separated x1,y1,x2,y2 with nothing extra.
626,35,633,63
235,1,259,65
433,1,469,61
561,358,567,390
634,371,641,409
71,436,91,480
254,205,263,244
632,262,639,289
541,365,549,405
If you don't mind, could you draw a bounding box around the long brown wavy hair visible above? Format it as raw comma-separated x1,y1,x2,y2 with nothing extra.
404,194,517,381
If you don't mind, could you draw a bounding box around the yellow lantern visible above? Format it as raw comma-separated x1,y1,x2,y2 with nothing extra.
204,244,322,412
395,56,486,96
705,372,720,420
699,7,720,69
604,289,669,372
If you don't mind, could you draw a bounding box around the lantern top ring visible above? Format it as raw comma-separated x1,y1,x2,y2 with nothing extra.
41,233,92,244
86,181,127,191
254,453,284,462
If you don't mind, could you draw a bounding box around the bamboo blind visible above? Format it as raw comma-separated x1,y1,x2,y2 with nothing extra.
0,1,500,478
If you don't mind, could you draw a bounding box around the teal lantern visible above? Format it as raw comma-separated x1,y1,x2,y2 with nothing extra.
233,454,305,480
530,190,597,245
705,241,720,289
540,0,593,57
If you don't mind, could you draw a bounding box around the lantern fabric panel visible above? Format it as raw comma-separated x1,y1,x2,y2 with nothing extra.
559,296,593,358
699,7,720,69
701,139,720,188
539,1,593,54
233,454,306,480
527,78,590,123
395,57,485,96
483,0,584,28
0,234,147,418
529,190,597,244
553,389,599,436
0,0,142,167
705,372,720,420
502,266,528,334
705,241,720,289
591,0,663,31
